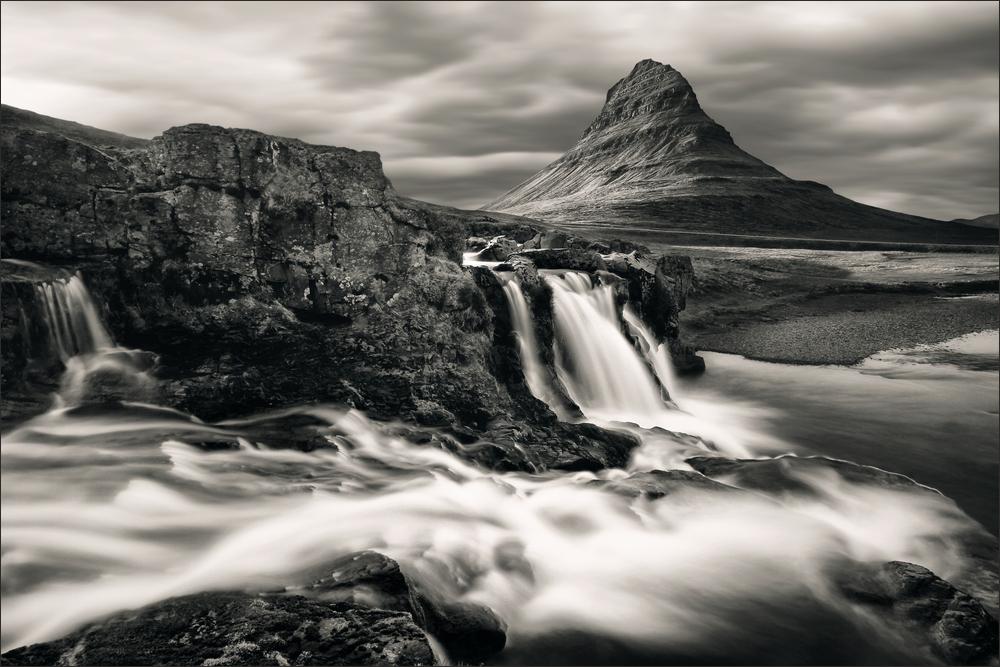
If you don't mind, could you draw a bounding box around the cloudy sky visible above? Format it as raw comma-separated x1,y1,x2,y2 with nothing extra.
2,1,997,220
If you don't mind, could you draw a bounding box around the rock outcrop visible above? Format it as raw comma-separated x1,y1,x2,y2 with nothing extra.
483,60,998,246
0,592,435,666
0,105,696,465
0,106,509,430
288,550,508,665
835,560,999,666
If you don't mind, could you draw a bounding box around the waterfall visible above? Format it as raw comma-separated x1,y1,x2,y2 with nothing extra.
35,274,116,361
499,274,571,420
489,269,767,459
4,261,158,406
547,272,669,424
2,263,993,665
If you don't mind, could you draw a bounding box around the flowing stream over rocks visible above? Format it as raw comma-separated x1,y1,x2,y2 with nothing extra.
2,264,998,665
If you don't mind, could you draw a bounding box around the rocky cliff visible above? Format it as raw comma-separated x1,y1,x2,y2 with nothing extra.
484,60,998,246
0,105,696,471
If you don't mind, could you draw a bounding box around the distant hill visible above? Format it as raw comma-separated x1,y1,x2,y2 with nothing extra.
1,104,149,150
483,60,997,246
950,213,999,229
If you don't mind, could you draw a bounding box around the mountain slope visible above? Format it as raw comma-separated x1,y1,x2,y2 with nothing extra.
1,104,149,150
483,60,997,246
950,213,999,229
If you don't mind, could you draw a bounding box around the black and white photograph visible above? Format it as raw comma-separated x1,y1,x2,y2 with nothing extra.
1,1,998,665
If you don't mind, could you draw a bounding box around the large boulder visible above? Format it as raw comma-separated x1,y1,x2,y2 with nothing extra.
0,592,434,666
508,248,608,273
473,235,520,262
835,560,999,666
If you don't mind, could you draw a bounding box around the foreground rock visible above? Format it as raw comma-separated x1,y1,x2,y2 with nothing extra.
0,592,434,666
289,550,507,665
836,561,999,666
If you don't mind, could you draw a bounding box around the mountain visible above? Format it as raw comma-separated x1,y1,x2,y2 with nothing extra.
950,213,999,229
483,60,997,246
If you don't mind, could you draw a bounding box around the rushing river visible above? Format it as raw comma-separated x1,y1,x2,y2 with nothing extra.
680,333,1000,537
1,266,996,664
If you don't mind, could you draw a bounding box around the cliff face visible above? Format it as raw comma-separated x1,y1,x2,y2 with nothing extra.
2,112,464,320
0,106,509,427
0,105,691,473
484,60,998,245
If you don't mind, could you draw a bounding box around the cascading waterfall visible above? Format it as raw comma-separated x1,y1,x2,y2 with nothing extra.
533,271,767,459
2,263,994,664
3,260,158,406
499,273,571,421
546,272,670,423
35,274,116,362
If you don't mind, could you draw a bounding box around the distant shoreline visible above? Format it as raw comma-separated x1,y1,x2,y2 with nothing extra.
561,224,1000,254
686,292,999,367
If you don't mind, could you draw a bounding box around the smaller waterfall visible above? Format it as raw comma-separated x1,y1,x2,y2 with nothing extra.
623,305,677,401
4,260,158,406
35,274,116,361
500,274,572,420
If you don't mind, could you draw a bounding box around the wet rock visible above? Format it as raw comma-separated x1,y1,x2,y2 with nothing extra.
835,561,999,666
418,597,507,665
466,236,490,251
291,551,507,665
587,468,753,500
604,252,693,343
0,592,434,666
288,551,421,613
474,235,520,262
667,338,707,375
509,248,608,273
527,422,641,472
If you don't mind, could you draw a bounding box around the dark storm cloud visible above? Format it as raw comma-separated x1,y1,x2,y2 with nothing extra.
1,1,996,219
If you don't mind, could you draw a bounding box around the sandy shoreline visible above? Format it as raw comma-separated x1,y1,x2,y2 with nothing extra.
685,292,999,366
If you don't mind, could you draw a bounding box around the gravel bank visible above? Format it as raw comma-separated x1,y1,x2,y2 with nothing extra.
690,293,999,366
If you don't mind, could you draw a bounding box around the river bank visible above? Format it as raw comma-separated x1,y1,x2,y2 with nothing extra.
670,247,999,365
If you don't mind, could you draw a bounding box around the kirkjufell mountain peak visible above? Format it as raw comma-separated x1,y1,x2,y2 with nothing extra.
484,59,997,245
